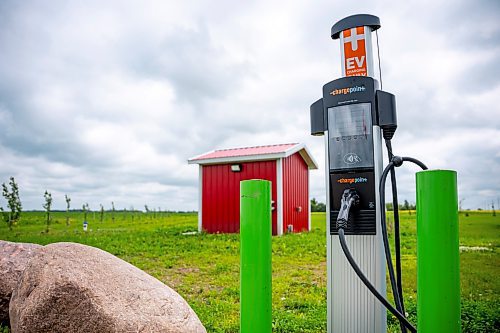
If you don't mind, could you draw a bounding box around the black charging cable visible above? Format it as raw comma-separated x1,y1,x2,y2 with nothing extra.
382,141,408,333
336,188,417,333
379,155,427,332
384,140,429,332
381,114,427,333
385,139,406,331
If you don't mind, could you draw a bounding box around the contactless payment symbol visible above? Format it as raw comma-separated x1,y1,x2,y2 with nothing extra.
343,153,362,164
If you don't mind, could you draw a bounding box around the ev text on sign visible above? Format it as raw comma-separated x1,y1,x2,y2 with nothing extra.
342,27,368,77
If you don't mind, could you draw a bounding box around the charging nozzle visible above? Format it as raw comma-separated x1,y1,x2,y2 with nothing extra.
336,188,360,230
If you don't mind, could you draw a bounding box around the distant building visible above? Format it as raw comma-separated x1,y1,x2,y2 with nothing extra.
188,143,318,235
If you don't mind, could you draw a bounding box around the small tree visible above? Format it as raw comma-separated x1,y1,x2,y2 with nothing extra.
459,198,466,212
1,177,22,231
100,204,104,223
111,201,115,223
43,191,52,233
65,194,71,226
145,204,152,220
83,203,89,222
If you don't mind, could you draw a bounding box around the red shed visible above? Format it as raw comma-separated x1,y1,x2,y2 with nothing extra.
188,143,318,236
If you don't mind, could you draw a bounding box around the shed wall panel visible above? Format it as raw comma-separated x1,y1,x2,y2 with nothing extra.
283,153,309,232
202,161,277,234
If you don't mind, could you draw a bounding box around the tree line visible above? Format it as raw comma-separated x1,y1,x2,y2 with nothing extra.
0,177,175,232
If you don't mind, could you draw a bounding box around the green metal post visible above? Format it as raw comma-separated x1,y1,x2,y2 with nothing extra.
416,170,461,332
240,179,272,333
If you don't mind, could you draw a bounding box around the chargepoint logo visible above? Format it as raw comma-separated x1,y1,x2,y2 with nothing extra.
343,153,362,164
337,177,368,185
330,85,366,96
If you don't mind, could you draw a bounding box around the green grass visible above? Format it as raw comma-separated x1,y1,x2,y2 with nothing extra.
1,210,499,332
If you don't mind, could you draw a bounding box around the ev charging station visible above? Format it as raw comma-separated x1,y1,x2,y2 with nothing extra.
310,14,461,333
310,14,395,332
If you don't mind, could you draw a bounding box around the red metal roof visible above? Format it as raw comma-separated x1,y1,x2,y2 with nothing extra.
190,143,298,161
188,143,318,169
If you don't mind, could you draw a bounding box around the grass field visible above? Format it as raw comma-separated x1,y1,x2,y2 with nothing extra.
1,210,499,332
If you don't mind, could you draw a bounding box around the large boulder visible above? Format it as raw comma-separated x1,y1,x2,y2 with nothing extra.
9,242,206,333
0,240,42,326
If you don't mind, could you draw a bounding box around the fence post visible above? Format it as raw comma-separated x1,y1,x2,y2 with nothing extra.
240,179,272,333
416,170,461,333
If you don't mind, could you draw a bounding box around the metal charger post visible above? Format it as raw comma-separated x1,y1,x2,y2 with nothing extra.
310,14,392,332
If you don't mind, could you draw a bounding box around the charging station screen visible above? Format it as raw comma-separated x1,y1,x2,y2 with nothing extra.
329,104,371,137
328,103,374,170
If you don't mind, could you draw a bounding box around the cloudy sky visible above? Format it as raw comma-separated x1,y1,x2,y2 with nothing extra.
0,0,499,212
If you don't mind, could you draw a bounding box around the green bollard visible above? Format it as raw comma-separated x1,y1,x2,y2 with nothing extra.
416,170,461,333
240,179,272,333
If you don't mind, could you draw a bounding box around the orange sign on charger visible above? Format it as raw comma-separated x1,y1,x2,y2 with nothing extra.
342,27,368,77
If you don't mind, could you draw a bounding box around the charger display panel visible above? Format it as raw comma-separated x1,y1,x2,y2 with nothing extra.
328,103,374,171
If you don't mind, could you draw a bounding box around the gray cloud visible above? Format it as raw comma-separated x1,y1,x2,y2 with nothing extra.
457,55,500,92
435,0,500,50
0,0,498,211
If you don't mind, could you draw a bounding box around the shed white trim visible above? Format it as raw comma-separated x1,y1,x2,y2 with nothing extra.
276,158,284,236
308,169,311,231
198,165,203,233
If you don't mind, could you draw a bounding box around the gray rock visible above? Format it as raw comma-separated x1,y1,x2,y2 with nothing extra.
0,240,42,326
9,242,206,333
